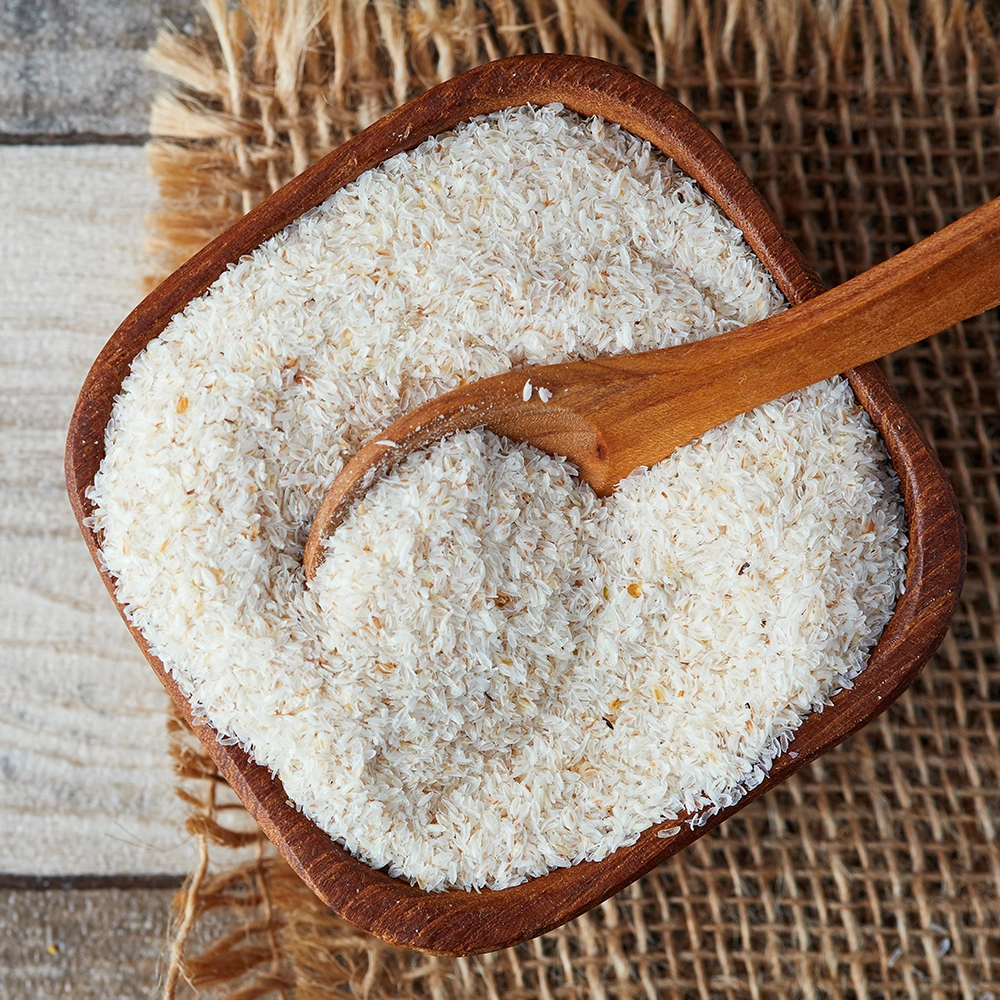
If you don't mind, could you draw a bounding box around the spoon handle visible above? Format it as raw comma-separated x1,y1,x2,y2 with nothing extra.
581,195,1000,487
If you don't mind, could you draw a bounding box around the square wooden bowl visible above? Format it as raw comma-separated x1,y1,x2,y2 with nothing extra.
65,55,964,956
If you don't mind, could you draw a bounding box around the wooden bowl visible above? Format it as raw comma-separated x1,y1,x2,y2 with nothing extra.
65,54,965,956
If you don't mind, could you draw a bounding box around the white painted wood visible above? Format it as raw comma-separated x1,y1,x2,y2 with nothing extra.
0,146,199,875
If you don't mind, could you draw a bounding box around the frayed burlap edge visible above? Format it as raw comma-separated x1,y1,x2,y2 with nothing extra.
151,2,1000,998
142,0,1000,287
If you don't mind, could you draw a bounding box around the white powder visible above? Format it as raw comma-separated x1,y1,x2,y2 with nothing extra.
88,105,907,892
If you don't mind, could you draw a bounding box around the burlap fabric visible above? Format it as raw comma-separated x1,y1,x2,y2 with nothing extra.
151,2,1000,997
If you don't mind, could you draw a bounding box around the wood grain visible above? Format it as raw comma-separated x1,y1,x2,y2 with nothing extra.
0,0,200,138
65,54,966,956
0,885,240,1000
0,146,200,877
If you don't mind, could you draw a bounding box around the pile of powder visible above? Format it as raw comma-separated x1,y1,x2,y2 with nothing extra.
89,105,907,891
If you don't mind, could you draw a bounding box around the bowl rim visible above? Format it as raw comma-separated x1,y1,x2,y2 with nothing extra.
65,53,966,956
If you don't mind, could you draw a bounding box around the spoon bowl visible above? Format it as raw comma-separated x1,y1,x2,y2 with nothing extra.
65,54,966,956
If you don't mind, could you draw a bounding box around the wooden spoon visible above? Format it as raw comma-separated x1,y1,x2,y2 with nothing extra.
304,195,1000,579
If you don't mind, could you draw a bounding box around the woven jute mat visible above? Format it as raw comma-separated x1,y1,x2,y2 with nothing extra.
150,2,1000,997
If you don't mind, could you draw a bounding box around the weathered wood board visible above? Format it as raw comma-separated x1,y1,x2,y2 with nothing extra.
0,145,198,876
0,7,244,994
0,888,175,1000
0,0,200,137
0,886,243,1000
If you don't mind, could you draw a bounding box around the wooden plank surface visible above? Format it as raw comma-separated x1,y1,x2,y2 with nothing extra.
0,885,242,1000
0,888,175,1000
0,145,199,877
1,8,227,994
0,0,200,138
0,0,203,142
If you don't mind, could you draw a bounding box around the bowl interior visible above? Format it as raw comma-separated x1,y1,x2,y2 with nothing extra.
65,54,965,956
